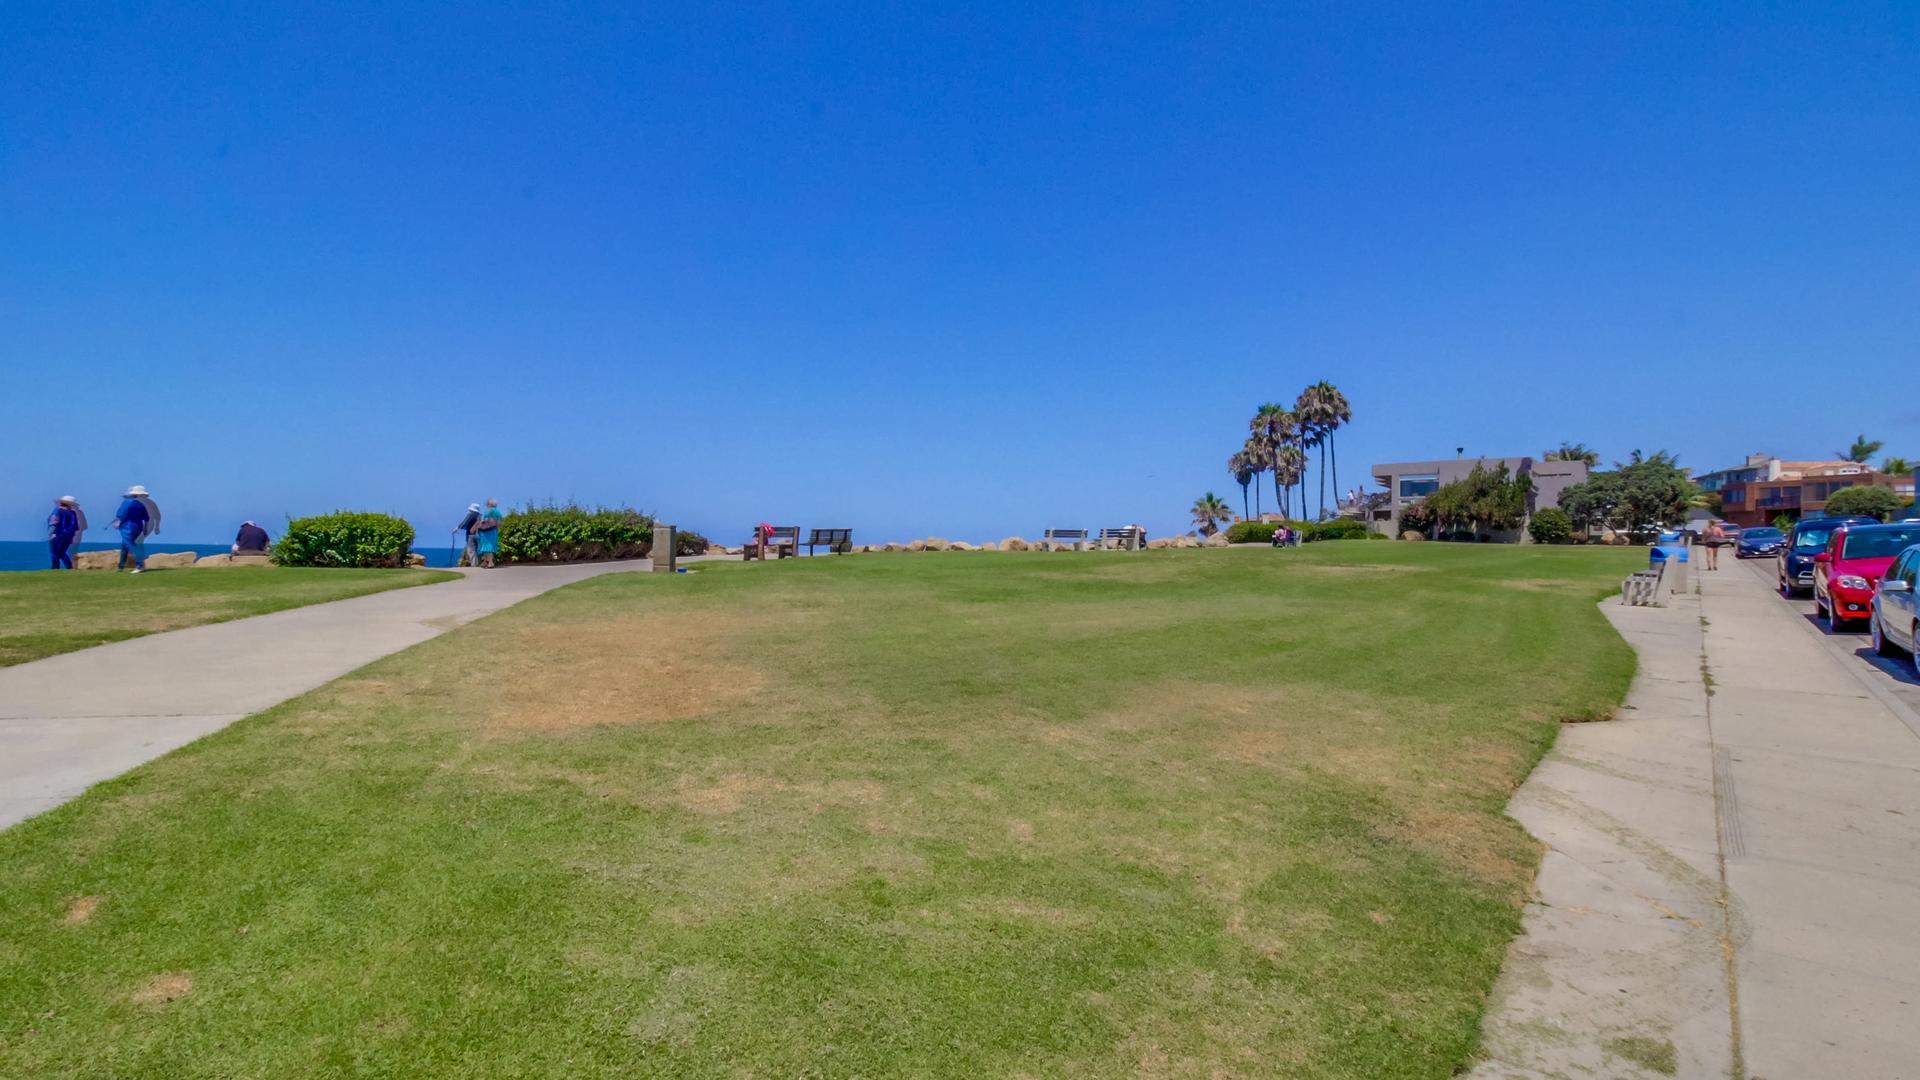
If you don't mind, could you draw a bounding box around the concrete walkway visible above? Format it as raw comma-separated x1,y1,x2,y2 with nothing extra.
1472,558,1920,1078
0,560,652,830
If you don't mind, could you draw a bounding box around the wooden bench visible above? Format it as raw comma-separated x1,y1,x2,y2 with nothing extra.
1099,526,1144,551
806,528,853,555
742,525,799,560
1042,528,1089,551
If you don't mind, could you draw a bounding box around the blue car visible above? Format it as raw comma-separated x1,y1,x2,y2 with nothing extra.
1778,516,1879,597
1735,526,1784,559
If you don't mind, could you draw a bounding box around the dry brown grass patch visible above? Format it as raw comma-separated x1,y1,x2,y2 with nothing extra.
130,972,192,1006
63,895,101,925
484,616,766,733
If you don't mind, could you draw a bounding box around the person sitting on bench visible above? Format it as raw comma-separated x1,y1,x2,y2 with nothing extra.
232,520,272,555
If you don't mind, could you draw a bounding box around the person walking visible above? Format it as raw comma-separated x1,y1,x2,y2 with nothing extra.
110,485,155,573
47,496,82,569
1703,520,1727,571
473,499,503,569
455,503,482,567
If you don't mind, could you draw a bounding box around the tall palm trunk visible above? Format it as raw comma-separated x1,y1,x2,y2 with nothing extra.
1273,471,1283,520
1239,481,1249,520
1253,476,1261,518
1318,443,1328,520
1329,435,1338,512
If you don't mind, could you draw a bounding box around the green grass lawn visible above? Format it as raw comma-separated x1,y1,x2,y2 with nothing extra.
0,543,1641,1078
0,567,460,666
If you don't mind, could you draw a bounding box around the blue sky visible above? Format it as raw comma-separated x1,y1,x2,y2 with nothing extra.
4,3,1916,544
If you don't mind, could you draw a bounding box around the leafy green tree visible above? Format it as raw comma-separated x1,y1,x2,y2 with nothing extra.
1822,484,1904,522
1557,450,1697,538
1773,512,1798,531
1528,507,1574,544
1190,492,1234,535
1543,442,1601,467
1882,455,1913,475
1839,434,1884,463
1424,462,1531,535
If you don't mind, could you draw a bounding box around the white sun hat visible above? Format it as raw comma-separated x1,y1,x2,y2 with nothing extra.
124,484,150,497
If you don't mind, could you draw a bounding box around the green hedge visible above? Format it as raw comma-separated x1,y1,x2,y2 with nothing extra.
497,505,653,564
1528,507,1574,544
1306,519,1372,541
673,529,711,557
273,511,415,568
1226,521,1278,544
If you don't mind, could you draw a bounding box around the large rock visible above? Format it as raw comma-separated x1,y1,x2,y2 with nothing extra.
1204,532,1231,548
1147,537,1173,549
407,553,428,568
1000,536,1029,552
142,551,200,569
73,550,122,570
980,541,998,552
1400,530,1425,542
950,540,975,552
194,553,273,567
922,537,950,552
884,542,906,553
907,540,927,552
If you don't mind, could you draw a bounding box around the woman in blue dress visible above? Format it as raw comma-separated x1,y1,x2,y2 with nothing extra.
474,498,503,568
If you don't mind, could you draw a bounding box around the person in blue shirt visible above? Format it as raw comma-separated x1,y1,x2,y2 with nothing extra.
110,484,155,573
46,496,82,569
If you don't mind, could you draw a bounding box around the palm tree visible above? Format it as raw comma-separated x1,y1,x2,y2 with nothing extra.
1294,384,1338,521
1314,381,1352,511
1240,434,1271,517
1543,442,1601,467
1249,404,1297,518
1839,435,1883,463
1273,443,1305,518
1881,455,1912,475
1191,492,1232,536
1227,452,1256,520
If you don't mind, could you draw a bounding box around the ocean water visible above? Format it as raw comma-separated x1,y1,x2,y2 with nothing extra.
0,540,461,572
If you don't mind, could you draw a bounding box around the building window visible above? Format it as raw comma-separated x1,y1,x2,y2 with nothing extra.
1398,473,1440,498
1724,487,1745,504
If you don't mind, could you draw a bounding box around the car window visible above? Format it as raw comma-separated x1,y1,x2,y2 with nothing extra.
1793,528,1833,551
1842,528,1920,559
1744,528,1782,539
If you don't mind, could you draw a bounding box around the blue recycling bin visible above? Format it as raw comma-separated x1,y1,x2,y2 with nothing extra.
1650,531,1689,568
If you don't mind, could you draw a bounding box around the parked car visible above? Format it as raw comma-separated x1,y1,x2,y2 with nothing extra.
1870,543,1920,674
1813,522,1920,631
1735,526,1784,558
1778,516,1878,597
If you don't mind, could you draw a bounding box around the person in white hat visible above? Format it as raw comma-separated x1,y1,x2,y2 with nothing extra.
109,485,158,572
455,503,483,567
47,496,83,570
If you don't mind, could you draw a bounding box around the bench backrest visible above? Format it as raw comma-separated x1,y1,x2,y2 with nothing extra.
1044,528,1088,540
808,528,851,542
762,525,799,542
1099,527,1141,539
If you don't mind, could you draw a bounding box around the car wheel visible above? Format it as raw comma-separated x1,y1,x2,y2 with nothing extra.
1874,616,1899,657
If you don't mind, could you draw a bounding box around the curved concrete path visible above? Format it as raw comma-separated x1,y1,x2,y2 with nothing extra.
0,560,652,830
1472,557,1920,1078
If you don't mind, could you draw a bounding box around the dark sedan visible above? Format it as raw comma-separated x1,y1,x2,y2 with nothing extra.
1735,526,1784,558
1779,516,1879,597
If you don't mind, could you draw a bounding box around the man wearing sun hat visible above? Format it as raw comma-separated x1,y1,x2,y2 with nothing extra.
110,485,156,573
47,496,82,570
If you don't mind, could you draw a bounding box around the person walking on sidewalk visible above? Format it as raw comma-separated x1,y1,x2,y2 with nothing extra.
473,499,503,569
455,503,482,567
110,485,155,572
1703,520,1727,571
46,496,82,569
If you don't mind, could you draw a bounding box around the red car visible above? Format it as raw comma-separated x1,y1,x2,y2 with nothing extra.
1814,522,1920,631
